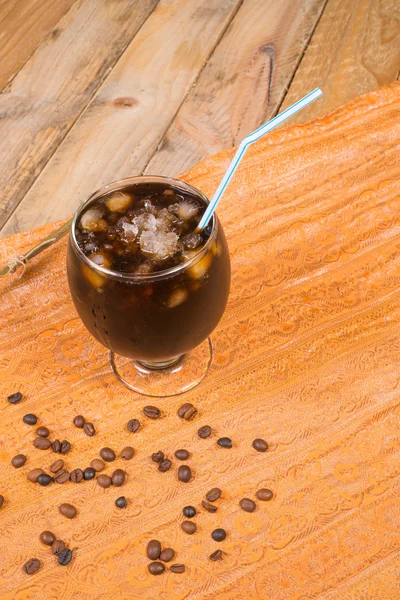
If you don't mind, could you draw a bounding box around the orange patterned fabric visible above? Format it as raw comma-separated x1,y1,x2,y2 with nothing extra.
1,83,400,599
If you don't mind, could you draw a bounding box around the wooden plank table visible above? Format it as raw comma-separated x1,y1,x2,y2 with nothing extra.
0,0,398,238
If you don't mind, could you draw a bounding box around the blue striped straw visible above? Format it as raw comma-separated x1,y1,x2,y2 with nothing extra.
197,88,323,231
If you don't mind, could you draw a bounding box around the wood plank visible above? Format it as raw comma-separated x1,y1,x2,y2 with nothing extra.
279,0,400,124
1,0,243,237
0,0,77,92
145,0,328,177
0,0,159,232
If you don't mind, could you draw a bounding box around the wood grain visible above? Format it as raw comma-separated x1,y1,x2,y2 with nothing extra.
279,0,400,124
0,0,159,231
0,0,77,92
1,0,243,237
145,0,327,177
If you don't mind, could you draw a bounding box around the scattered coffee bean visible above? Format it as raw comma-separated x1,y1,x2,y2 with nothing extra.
91,458,105,472
170,563,185,573
160,548,175,562
51,540,65,555
23,558,40,574
73,415,85,428
175,449,189,460
37,474,53,486
36,426,50,438
97,474,112,488
58,548,73,566
256,488,273,501
59,503,77,519
151,451,164,463
34,437,52,450
100,447,116,462
183,505,196,518
120,446,134,460
147,539,161,560
12,454,27,468
206,488,221,502
23,413,38,425
115,496,127,508
52,439,61,453
60,440,71,455
0,495,4,508
8,392,23,405
83,422,95,437
181,520,197,535
177,402,197,420
40,531,56,546
28,468,44,482
127,418,140,432
54,469,70,484
198,425,212,439
112,469,126,487
210,549,223,561
143,406,161,419
50,459,64,473
70,469,84,483
84,467,96,481
158,458,172,472
239,498,256,513
217,437,232,448
148,561,165,575
178,465,192,483
211,528,226,542
252,438,269,452
202,500,218,513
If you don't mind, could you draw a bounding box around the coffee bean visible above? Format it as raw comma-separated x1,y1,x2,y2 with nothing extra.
34,437,52,450
148,561,165,575
50,459,64,473
183,505,196,518
143,406,161,419
0,495,4,508
239,498,256,513
181,520,197,534
160,548,175,562
256,488,273,501
121,446,134,460
83,422,95,437
36,426,50,438
83,467,96,481
174,449,189,460
100,447,116,462
111,469,126,487
58,548,73,566
211,528,226,542
40,531,56,546
52,439,61,453
70,468,84,483
51,540,65,555
37,474,53,486
198,425,211,438
206,488,221,502
59,503,77,519
8,392,22,405
54,469,70,484
97,474,112,488
73,415,85,428
60,440,71,455
217,437,232,448
177,403,197,420
210,549,222,561
23,413,38,425
252,438,269,452
127,418,140,432
147,539,161,560
178,465,192,483
170,563,185,573
202,500,218,513
91,459,105,472
151,451,164,463
28,468,44,482
23,558,40,574
158,458,172,472
12,454,27,468
115,496,127,508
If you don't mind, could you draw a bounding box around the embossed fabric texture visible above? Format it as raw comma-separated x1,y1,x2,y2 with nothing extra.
0,84,399,599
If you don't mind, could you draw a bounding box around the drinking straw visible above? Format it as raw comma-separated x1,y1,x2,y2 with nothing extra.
197,88,323,231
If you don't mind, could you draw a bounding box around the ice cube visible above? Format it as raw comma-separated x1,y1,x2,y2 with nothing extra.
88,252,111,269
106,192,132,213
144,199,157,214
182,233,201,250
168,288,188,308
133,213,158,233
139,230,178,259
121,222,139,241
163,189,175,197
80,207,107,232
82,265,105,289
187,251,212,280
178,200,199,221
